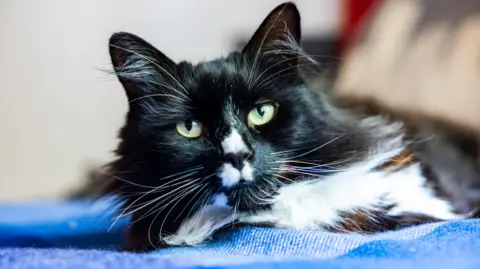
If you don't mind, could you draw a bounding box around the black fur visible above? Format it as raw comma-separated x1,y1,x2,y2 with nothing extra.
102,3,407,251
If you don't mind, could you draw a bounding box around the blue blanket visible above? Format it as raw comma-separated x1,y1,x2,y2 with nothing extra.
0,199,479,269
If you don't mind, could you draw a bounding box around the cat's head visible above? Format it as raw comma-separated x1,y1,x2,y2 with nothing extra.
106,3,367,218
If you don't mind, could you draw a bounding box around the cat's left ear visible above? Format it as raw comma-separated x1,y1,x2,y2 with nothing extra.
109,32,179,101
242,2,301,61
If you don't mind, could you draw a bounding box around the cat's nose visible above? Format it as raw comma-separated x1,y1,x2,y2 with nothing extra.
224,152,253,170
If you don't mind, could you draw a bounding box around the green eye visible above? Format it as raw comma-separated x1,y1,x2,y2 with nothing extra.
248,103,277,126
176,119,203,138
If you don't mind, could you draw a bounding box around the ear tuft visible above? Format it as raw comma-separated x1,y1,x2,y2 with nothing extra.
108,32,178,101
243,2,301,57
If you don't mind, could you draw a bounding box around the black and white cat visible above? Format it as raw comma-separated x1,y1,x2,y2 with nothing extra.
102,2,475,251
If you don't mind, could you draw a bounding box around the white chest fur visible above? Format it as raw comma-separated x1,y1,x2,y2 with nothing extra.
239,163,461,230
165,161,461,246
164,135,463,246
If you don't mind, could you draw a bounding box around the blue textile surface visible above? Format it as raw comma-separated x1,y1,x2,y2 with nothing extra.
0,199,479,269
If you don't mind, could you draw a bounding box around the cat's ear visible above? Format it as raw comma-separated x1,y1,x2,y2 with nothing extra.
242,2,301,60
109,32,178,101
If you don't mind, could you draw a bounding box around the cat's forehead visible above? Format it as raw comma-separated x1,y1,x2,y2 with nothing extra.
185,59,254,105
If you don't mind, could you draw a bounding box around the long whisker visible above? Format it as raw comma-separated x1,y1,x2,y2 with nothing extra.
247,187,270,205
158,184,203,237
127,181,201,227
231,198,240,228
177,184,210,223
173,173,216,222
190,190,214,231
273,168,327,178
110,177,200,230
271,173,295,183
284,134,346,160
253,62,322,90
270,146,314,156
157,166,204,181
251,55,315,87
148,204,164,249
129,93,185,103
100,171,157,189
254,69,325,93
251,52,343,88
281,165,344,173
101,166,202,190
274,159,351,167
146,181,201,250
124,178,200,217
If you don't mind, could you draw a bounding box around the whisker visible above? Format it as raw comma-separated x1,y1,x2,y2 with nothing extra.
111,177,200,230
270,146,314,156
254,69,326,93
173,172,216,222
289,166,343,173
190,190,214,231
100,171,157,189
146,181,201,250
284,134,346,160
231,199,239,228
271,173,295,183
273,168,327,178
133,172,216,230
251,53,343,87
274,159,351,168
178,184,210,223
126,178,200,216
253,62,322,91
251,55,317,87
158,166,204,181
158,184,202,237
128,181,200,227
129,93,185,103
247,187,270,205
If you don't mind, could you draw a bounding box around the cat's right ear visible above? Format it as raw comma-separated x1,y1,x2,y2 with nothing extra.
109,32,178,101
242,2,301,61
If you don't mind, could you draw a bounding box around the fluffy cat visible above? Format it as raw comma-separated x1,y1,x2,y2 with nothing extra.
101,2,476,252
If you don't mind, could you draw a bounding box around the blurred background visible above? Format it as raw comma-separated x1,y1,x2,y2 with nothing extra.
0,0,352,201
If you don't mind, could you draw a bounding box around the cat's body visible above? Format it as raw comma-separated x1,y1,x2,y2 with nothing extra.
100,2,477,251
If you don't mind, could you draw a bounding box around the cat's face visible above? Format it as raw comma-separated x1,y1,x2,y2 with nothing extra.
107,3,365,228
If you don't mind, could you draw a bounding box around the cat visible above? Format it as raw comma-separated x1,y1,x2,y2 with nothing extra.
100,2,477,252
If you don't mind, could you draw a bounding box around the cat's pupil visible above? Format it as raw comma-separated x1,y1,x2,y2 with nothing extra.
184,120,193,131
257,106,265,117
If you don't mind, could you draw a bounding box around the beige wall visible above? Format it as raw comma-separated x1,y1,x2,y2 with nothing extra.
0,0,338,201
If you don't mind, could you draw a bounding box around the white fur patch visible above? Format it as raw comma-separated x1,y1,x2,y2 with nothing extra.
241,162,254,181
240,161,461,230
212,193,228,206
218,162,255,187
221,129,249,154
219,163,241,187
163,204,242,246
